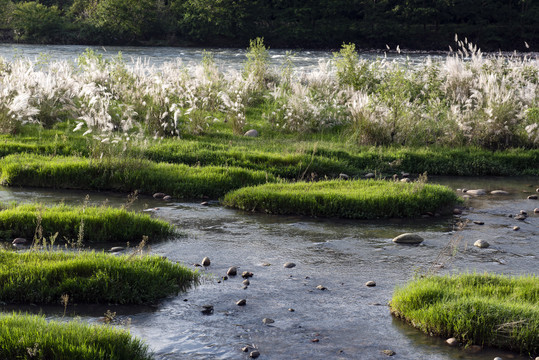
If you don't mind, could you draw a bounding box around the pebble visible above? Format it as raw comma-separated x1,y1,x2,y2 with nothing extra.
201,305,213,315
108,246,125,252
490,190,509,195
12,238,27,245
473,220,484,225
242,279,250,286
392,233,424,244
339,173,350,180
283,262,296,268
162,195,172,201
466,189,487,196
244,129,259,137
513,226,520,231
236,299,247,306
365,173,375,179
241,346,249,352
446,337,458,346
226,266,237,276
262,318,274,325
474,239,490,249
242,271,253,278
152,192,166,199
201,257,211,266
535,208,539,213
316,285,327,291
520,210,528,215
453,208,463,215
381,349,396,356
365,281,376,287
528,195,538,200
249,350,260,358
288,308,295,312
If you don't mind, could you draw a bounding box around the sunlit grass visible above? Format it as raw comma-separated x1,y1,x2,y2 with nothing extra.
223,179,460,219
390,273,539,354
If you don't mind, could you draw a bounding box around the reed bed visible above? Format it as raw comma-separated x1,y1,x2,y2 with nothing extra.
0,250,197,304
390,274,539,354
223,179,459,219
0,203,174,243
0,312,152,360
0,153,274,198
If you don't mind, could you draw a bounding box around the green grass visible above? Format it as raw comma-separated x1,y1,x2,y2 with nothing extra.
222,179,460,219
0,250,198,304
0,312,152,360
0,203,175,243
390,274,539,355
0,153,274,199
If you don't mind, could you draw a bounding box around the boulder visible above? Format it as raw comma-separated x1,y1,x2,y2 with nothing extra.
474,239,489,248
392,233,424,244
244,129,259,137
465,189,487,196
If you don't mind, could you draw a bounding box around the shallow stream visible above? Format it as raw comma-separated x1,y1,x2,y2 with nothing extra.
0,176,538,360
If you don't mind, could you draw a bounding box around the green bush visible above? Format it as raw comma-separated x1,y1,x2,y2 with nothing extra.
223,179,459,219
0,250,198,304
390,274,539,354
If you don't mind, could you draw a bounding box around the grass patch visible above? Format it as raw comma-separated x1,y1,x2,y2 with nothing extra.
0,153,274,199
0,312,152,360
390,273,539,355
0,203,175,243
222,179,460,219
0,250,198,304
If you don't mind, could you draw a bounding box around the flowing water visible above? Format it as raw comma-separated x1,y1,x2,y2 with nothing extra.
1,176,538,360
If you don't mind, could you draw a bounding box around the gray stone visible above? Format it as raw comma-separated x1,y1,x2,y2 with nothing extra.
236,299,247,306
474,239,490,249
226,266,237,276
284,262,296,268
109,247,125,252
513,226,520,231
241,346,249,352
201,305,213,315
339,173,350,180
494,357,503,360
242,279,250,286
515,214,527,221
535,208,539,213
262,318,274,325
12,238,27,245
490,190,509,195
446,337,458,346
288,308,295,312
466,189,487,196
400,178,410,183
162,195,172,201
365,281,376,287
316,285,327,290
242,271,253,278
152,192,166,198
473,220,484,225
528,195,538,200
381,350,396,356
249,350,260,358
244,129,259,137
201,257,211,266
392,233,424,244
365,173,375,179
453,208,463,215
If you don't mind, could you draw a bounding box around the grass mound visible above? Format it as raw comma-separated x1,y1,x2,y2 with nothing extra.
390,274,539,354
0,203,174,243
0,250,198,304
222,179,459,219
0,313,152,360
0,153,274,198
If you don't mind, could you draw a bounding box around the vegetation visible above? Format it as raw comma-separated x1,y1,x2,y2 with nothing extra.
0,312,152,360
0,203,175,243
223,179,460,219
390,273,539,355
0,153,274,198
0,250,198,304
0,0,538,50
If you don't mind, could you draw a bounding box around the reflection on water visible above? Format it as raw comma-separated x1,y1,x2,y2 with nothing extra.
0,176,537,360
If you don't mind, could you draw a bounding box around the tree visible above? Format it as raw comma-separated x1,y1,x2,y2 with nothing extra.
11,2,66,43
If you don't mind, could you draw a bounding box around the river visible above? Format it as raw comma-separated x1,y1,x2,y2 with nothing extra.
1,176,537,360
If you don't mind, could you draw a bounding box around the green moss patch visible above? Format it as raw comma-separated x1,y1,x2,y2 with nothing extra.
223,179,459,219
0,312,152,360
0,203,174,243
390,274,539,354
0,250,198,304
0,154,274,199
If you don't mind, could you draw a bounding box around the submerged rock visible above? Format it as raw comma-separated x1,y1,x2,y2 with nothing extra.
244,129,259,137
515,214,527,221
392,233,424,244
474,239,490,249
201,304,213,315
201,257,211,266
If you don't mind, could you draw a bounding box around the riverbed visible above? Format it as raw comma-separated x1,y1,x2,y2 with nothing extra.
1,176,537,359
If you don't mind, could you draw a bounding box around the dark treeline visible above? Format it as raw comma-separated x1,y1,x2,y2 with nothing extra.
0,0,538,50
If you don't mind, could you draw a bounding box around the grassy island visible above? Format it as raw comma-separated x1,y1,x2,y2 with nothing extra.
0,203,174,243
0,313,152,360
390,274,539,355
223,179,459,219
0,250,198,304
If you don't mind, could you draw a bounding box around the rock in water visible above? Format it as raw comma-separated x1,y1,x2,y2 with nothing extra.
109,247,125,252
249,350,260,358
226,266,237,276
162,195,172,201
490,190,509,195
365,281,376,287
12,238,27,245
474,239,490,249
466,189,487,196
446,338,458,346
236,299,247,306
528,195,538,200
365,173,375,179
392,233,424,244
283,262,296,268
201,257,211,266
262,318,274,324
153,192,166,199
244,129,259,137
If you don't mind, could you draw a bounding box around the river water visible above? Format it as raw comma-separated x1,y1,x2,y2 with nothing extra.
1,176,538,360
